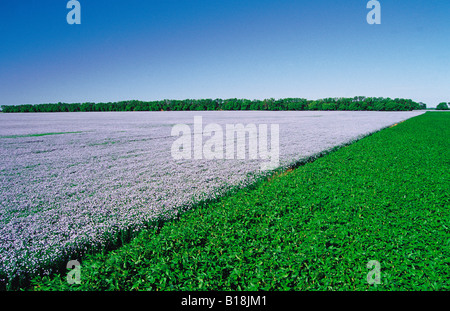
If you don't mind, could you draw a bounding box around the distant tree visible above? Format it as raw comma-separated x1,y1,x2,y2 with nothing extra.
249,100,262,110
286,98,307,110
436,102,449,110
1,96,428,113
373,101,385,111
322,102,337,110
81,102,95,112
349,101,361,111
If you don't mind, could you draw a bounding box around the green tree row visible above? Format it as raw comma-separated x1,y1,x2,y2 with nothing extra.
436,102,449,110
1,97,427,113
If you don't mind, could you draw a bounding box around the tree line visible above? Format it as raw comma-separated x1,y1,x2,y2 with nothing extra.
1,97,427,113
436,102,449,110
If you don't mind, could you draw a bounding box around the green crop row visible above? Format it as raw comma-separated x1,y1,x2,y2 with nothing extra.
28,112,449,291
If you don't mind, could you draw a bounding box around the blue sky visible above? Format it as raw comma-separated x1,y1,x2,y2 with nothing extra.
0,0,449,107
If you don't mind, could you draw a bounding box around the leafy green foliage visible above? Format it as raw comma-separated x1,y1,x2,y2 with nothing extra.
28,112,449,291
436,102,449,110
2,97,426,113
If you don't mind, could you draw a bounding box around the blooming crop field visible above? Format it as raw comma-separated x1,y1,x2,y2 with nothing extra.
0,111,424,286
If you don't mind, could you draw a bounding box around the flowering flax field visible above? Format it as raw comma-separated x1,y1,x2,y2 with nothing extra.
0,111,424,287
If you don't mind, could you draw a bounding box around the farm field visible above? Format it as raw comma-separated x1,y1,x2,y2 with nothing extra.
25,111,449,291
0,110,427,288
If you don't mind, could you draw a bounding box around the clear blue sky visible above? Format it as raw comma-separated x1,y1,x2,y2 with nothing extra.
0,0,449,107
